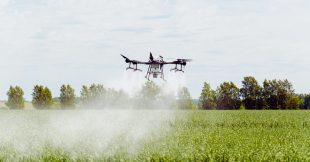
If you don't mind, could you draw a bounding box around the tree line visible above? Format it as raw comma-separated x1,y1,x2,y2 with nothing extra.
199,76,310,110
4,82,194,109
5,77,310,110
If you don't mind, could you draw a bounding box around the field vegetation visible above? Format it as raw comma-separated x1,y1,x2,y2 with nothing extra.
0,110,309,161
139,110,310,161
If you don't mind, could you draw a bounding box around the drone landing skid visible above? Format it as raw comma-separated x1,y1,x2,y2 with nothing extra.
126,67,142,72
145,73,165,81
170,68,184,73
170,64,185,73
126,63,142,72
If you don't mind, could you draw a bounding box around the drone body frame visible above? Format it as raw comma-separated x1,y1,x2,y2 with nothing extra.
121,52,191,80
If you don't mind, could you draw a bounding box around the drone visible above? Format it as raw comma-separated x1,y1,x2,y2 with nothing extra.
121,52,191,80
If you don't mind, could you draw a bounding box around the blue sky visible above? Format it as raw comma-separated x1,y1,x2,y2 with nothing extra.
0,0,310,100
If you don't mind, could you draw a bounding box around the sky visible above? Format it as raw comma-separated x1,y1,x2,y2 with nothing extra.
0,0,310,100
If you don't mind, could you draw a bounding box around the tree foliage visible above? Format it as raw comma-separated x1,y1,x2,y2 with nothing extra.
136,81,161,108
60,84,75,108
287,95,302,110
32,85,53,109
80,85,90,105
6,86,25,109
80,84,105,107
199,82,217,109
217,82,241,110
139,81,160,100
103,89,130,108
262,79,297,109
198,77,303,110
299,94,310,109
178,87,194,109
2,76,307,110
240,76,262,109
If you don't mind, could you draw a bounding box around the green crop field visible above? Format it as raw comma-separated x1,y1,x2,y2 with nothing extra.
0,110,310,161
140,111,310,161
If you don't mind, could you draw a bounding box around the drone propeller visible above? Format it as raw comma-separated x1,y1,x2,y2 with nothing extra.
177,59,192,62
149,52,154,61
120,54,128,59
166,57,192,62
120,54,131,63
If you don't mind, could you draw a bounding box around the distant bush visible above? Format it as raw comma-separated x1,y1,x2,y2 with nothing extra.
287,95,302,110
239,104,246,110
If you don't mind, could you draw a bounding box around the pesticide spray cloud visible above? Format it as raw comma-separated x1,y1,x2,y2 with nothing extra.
0,110,175,159
107,70,187,99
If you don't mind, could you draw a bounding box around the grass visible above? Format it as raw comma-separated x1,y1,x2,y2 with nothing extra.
138,110,310,161
1,110,310,161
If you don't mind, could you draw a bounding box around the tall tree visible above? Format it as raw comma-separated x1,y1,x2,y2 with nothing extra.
140,81,160,100
60,84,76,108
299,94,310,109
240,76,262,109
135,81,161,108
177,87,194,109
6,86,25,109
32,85,53,109
263,79,296,109
89,84,105,99
80,85,91,105
80,84,106,107
277,79,294,109
199,82,217,109
103,88,131,108
262,79,279,109
217,82,241,110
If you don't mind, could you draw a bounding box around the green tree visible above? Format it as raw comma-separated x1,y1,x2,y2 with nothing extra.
140,81,160,100
32,85,53,109
240,76,262,109
6,86,25,109
60,84,76,108
217,82,241,110
287,95,302,110
263,79,295,109
277,79,294,109
80,85,91,105
136,81,161,108
299,94,310,109
177,87,194,109
104,88,131,108
80,84,106,107
199,82,217,109
262,79,278,109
